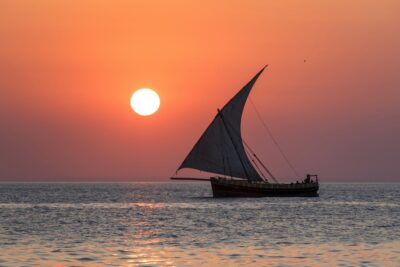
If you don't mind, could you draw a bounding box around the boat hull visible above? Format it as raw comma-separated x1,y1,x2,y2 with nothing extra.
210,178,319,197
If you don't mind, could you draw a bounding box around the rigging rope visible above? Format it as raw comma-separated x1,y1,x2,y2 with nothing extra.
249,97,300,178
242,140,279,183
249,156,267,181
221,116,278,183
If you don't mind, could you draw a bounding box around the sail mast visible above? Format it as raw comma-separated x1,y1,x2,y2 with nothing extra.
217,109,250,180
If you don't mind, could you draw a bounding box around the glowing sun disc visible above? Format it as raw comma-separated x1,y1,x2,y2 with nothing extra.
130,88,160,116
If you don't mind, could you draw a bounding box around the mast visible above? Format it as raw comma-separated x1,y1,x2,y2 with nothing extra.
217,109,251,180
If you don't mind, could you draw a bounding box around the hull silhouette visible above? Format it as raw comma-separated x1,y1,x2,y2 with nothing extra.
210,177,319,197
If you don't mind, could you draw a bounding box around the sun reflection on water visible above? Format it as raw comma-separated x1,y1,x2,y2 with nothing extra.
5,242,398,267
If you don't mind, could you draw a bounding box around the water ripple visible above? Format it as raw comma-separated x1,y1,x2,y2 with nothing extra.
0,182,399,266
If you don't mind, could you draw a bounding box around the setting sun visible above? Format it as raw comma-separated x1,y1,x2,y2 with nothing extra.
130,88,160,116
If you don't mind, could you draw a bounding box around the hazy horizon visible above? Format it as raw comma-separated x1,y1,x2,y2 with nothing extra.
0,176,398,183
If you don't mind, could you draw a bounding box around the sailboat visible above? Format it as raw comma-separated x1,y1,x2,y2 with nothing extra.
171,66,319,197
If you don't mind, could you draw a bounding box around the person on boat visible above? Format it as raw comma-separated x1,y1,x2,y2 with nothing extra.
304,174,311,184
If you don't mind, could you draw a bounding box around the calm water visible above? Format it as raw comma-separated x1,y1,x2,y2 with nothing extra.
0,182,399,266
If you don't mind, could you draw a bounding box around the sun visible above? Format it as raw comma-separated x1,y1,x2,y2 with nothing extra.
130,88,160,116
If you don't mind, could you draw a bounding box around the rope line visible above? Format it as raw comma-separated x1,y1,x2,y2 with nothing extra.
249,97,300,178
220,115,278,183
242,141,279,183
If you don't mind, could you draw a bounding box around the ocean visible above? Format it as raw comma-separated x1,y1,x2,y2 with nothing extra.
0,182,399,266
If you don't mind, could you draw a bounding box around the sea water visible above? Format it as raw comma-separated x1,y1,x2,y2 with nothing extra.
0,182,399,266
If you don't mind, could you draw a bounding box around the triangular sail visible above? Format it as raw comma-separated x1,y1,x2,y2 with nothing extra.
178,67,266,181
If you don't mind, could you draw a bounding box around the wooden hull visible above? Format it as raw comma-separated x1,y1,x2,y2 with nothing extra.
210,178,319,197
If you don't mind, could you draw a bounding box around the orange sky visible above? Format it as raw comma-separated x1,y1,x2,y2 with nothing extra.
1,0,399,181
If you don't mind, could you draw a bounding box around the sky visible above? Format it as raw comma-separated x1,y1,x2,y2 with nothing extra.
0,0,399,182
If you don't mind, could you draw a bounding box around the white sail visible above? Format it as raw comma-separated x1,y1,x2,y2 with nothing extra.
178,67,266,181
